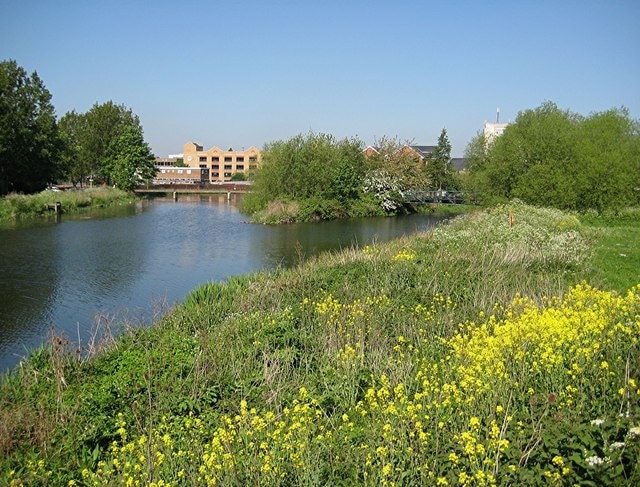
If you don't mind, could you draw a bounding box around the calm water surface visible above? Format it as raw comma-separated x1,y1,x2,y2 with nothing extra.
0,195,448,372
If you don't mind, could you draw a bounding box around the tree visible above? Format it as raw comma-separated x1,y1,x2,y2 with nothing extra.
0,59,61,195
461,130,488,198
574,108,640,212
426,128,457,189
58,110,90,187
104,125,156,191
364,136,428,191
242,132,365,214
465,101,640,211
85,101,140,184
58,101,145,186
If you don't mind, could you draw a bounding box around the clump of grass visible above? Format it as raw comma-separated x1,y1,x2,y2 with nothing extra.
249,199,300,224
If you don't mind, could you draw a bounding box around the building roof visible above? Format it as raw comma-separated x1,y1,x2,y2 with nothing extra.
451,158,469,171
408,145,436,159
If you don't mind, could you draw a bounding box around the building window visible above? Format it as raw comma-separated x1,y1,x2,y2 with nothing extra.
212,164,219,169
224,172,232,178
236,165,244,170
199,164,206,168
224,165,232,170
249,165,257,170
236,156,244,162
199,156,207,162
212,172,219,177
212,156,220,162
224,156,232,162
249,156,257,162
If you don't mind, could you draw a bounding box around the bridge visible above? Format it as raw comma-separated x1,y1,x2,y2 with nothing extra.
403,190,466,205
135,182,252,195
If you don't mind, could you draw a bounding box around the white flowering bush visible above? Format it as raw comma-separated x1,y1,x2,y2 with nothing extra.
362,169,405,212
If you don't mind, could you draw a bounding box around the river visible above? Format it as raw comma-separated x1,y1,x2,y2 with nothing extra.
0,195,449,373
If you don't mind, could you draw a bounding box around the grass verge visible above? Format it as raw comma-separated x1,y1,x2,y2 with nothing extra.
0,187,137,223
1,202,639,486
579,208,640,294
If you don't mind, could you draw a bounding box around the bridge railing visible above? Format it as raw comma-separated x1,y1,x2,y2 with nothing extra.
136,182,252,192
403,190,466,205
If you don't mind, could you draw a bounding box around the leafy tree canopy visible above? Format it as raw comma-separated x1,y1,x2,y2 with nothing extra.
365,136,428,191
466,101,640,212
58,101,142,186
104,125,156,192
242,132,366,214
0,59,62,195
58,110,89,186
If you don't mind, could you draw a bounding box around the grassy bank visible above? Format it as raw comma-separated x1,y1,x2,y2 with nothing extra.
247,197,478,224
0,187,137,222
579,208,640,294
1,202,639,486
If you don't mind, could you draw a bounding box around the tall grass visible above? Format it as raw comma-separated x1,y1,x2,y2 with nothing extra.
1,202,639,485
0,187,136,222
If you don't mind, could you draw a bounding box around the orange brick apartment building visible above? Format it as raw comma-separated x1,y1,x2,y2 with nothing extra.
182,142,261,183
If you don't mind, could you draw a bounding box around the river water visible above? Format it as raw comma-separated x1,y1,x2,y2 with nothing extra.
0,195,449,373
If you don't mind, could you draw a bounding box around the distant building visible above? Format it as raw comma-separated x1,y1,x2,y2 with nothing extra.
362,144,436,162
363,143,467,172
182,142,261,182
405,145,436,161
450,158,469,172
483,109,510,147
362,145,380,158
483,122,509,146
155,157,179,167
154,167,208,184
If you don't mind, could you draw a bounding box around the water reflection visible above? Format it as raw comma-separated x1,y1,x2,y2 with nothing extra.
259,214,448,268
0,196,448,372
0,223,60,361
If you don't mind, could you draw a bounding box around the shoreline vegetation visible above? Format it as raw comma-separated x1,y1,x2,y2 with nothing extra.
0,184,477,225
1,201,639,485
0,187,137,223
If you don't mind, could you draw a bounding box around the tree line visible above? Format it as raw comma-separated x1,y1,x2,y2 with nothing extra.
0,59,155,195
464,101,640,212
4,60,638,215
240,130,457,222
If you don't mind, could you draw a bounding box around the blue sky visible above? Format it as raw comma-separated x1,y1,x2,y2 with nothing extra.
2,1,639,157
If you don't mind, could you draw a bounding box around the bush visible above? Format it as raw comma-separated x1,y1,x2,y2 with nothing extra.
243,133,367,222
297,198,348,222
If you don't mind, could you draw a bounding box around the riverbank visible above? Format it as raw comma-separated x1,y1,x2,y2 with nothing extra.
1,202,639,485
0,187,137,223
246,197,478,224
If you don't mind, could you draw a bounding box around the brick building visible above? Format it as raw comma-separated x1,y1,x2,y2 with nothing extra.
182,142,261,182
